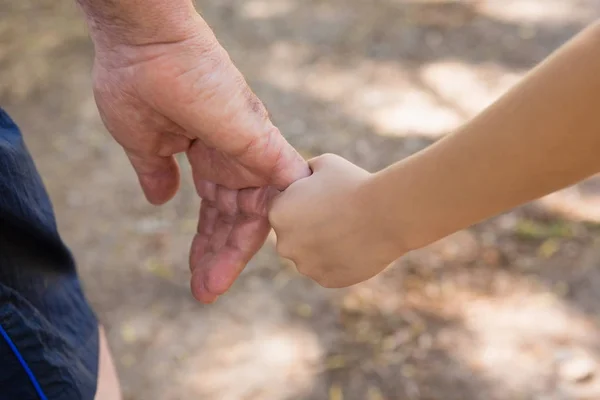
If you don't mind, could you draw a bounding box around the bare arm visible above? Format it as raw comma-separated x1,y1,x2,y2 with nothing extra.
372,22,600,252
269,22,600,288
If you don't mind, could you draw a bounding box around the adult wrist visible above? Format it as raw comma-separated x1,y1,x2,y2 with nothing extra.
77,0,203,49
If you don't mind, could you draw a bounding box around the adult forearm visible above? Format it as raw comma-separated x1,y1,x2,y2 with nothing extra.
76,0,202,46
368,22,600,254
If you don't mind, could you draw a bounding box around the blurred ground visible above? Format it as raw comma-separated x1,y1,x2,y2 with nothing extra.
3,0,600,399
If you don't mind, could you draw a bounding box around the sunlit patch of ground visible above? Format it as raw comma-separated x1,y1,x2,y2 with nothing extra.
2,0,600,399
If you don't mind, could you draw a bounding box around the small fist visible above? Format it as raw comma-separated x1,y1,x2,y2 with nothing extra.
269,154,401,288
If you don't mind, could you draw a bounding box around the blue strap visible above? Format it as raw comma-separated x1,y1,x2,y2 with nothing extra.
0,322,48,400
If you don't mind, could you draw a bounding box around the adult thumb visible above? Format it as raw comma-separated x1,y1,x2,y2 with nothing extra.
126,151,181,205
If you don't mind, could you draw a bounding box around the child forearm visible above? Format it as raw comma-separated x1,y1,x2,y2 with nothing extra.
367,22,600,253
269,21,600,289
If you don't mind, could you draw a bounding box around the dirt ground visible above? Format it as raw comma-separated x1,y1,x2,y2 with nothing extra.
3,0,600,399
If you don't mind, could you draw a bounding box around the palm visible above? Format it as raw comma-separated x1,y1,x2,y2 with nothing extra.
189,182,276,303
92,37,308,302
187,145,282,303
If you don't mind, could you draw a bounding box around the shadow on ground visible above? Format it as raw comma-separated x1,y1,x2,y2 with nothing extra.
2,0,600,399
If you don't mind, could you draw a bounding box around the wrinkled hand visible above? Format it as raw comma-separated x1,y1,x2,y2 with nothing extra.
269,154,400,288
91,21,309,302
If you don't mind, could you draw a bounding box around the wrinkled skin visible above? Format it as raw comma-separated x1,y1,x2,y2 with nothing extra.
93,33,309,303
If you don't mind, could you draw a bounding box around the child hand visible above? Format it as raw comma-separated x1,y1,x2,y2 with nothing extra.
269,154,403,288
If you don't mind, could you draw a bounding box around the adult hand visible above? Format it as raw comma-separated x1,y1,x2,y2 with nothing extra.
87,14,309,302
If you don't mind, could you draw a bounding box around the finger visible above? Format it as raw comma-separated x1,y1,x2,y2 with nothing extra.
267,192,286,230
188,142,269,189
265,131,311,190
190,251,219,304
215,185,238,215
190,209,236,302
207,213,235,254
195,179,217,202
203,185,238,253
307,153,344,172
191,214,270,300
189,201,218,272
239,186,279,217
267,185,300,230
190,209,234,276
127,152,180,205
190,185,239,274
